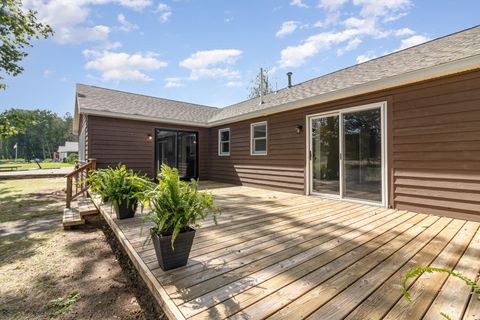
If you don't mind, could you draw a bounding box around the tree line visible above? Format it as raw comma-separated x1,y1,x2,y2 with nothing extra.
0,108,76,160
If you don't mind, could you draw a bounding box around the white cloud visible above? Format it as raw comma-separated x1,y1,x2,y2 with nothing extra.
164,77,183,88
226,81,242,88
276,21,300,38
55,25,111,44
356,53,377,63
337,38,362,55
156,3,172,22
180,49,242,80
23,0,152,44
117,0,152,10
313,11,340,28
117,13,138,32
318,0,348,10
83,50,167,82
396,35,430,51
352,0,411,19
290,0,308,8
277,26,373,68
277,0,414,69
104,41,123,49
394,27,415,37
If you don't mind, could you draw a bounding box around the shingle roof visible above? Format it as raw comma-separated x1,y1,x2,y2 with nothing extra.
210,25,480,123
76,84,220,125
77,26,480,126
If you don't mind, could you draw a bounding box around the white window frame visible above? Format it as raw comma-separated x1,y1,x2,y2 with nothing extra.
250,121,268,155
218,128,230,156
305,101,388,207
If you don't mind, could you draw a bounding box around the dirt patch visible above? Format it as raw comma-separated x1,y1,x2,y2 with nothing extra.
100,221,166,320
0,225,165,319
0,177,166,320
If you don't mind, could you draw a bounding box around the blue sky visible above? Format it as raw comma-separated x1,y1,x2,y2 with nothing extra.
1,0,478,116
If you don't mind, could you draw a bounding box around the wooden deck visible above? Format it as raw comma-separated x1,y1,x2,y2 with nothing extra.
94,181,480,320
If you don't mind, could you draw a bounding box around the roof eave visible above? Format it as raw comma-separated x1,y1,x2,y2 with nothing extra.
80,108,211,128
207,54,480,127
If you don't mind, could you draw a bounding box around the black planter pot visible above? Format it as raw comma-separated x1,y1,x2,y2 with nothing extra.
151,228,196,271
113,200,138,219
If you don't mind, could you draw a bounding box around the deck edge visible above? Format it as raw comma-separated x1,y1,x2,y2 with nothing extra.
92,196,186,320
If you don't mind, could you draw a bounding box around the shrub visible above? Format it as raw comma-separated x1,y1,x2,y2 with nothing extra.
66,153,78,164
142,164,219,248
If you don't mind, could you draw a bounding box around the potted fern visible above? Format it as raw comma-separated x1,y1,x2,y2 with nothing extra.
88,165,152,219
85,168,111,203
142,164,218,270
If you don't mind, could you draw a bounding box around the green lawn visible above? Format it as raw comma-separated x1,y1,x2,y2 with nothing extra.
0,178,66,223
0,162,74,170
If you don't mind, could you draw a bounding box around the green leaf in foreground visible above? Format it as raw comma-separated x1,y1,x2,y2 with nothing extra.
402,266,480,320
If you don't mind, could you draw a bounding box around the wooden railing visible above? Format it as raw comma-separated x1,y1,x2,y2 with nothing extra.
66,158,96,208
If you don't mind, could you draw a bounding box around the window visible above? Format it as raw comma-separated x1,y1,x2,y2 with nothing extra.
218,128,230,156
251,121,267,155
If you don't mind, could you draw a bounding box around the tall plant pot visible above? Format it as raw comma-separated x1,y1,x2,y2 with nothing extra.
151,228,196,271
113,200,138,219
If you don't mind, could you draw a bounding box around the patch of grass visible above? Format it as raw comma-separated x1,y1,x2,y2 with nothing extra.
0,178,66,223
0,162,74,170
48,290,80,317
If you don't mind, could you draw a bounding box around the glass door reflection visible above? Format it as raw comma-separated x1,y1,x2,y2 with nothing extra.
155,129,198,179
343,108,382,202
311,115,340,196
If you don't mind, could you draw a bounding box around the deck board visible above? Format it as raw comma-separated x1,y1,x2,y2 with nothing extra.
93,181,480,320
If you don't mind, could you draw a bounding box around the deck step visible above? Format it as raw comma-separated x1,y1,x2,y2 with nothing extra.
63,207,85,228
79,198,99,216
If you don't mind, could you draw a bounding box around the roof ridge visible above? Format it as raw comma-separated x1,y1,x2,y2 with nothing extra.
76,83,219,110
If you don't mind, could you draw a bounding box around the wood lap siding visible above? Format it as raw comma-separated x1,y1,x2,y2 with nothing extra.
207,69,480,219
88,116,209,179
84,69,480,219
208,114,306,194
391,71,480,221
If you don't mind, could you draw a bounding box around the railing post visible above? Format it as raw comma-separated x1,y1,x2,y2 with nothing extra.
89,158,97,171
65,158,97,207
66,175,72,208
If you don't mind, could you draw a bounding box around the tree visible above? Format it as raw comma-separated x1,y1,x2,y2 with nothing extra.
248,68,274,99
0,108,32,138
0,109,76,160
1,0,53,90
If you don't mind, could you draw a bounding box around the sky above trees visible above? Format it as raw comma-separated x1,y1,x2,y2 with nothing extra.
0,0,478,114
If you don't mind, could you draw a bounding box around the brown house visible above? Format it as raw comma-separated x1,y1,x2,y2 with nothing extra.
73,26,480,221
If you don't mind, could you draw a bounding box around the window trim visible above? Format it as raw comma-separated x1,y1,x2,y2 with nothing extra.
218,128,230,156
250,121,268,156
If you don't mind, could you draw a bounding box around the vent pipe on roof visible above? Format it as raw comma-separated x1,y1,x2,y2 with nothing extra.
287,72,293,88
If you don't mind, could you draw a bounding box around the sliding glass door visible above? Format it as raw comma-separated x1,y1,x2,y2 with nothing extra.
155,129,198,179
343,108,382,202
311,115,340,195
309,103,385,204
